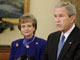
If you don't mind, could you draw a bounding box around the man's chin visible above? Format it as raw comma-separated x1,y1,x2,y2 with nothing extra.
57,28,62,31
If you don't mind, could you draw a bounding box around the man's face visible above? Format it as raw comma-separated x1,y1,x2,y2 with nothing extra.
54,7,75,33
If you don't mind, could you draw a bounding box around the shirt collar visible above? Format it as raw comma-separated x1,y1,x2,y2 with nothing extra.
23,35,35,45
61,24,75,41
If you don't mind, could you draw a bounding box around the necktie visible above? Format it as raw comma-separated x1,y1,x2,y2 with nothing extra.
57,34,65,59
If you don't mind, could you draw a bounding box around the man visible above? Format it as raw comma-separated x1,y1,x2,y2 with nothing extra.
42,2,80,60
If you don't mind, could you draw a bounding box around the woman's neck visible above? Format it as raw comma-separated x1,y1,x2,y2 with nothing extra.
25,34,34,39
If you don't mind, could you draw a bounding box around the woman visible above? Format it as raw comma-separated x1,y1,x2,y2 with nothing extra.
9,13,46,60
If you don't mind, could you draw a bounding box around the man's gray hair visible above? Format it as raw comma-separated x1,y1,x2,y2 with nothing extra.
54,2,76,17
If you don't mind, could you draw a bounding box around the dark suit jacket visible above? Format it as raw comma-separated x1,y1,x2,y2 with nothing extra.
42,26,80,60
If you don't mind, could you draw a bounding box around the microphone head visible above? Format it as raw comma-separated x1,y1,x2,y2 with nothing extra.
28,55,35,60
20,54,27,60
17,54,27,60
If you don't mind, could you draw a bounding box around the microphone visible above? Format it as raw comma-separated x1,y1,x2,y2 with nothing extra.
27,56,34,60
17,54,34,60
17,54,27,60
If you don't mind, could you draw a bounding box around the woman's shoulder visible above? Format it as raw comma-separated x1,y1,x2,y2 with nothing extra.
35,36,46,41
11,38,24,44
35,36,47,44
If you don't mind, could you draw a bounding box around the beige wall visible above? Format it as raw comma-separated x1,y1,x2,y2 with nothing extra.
0,0,60,45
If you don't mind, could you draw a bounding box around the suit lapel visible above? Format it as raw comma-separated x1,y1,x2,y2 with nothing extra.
52,32,61,60
58,37,74,60
58,26,78,60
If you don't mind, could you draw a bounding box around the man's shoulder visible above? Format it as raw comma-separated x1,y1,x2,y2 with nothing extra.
48,31,61,37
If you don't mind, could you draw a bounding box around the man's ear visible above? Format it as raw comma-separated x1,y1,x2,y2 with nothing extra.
71,15,75,23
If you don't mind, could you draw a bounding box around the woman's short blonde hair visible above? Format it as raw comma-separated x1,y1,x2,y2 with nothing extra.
18,13,37,34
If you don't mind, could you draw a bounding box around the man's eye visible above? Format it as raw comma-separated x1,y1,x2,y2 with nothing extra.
59,14,64,17
54,15,57,17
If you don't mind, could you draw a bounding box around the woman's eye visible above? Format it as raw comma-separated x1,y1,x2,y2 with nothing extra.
21,25,25,28
27,25,32,27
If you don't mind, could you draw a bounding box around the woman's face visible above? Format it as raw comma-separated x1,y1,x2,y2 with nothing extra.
20,20,35,39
